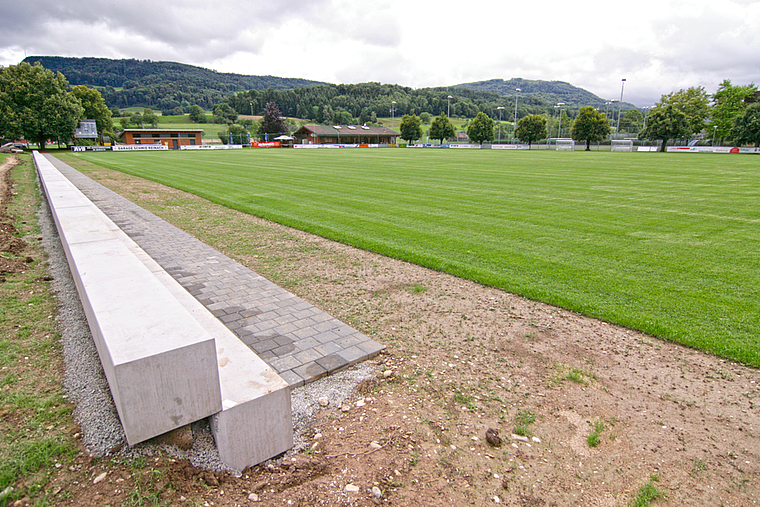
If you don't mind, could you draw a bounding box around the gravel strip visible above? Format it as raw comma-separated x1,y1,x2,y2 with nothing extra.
36,175,378,472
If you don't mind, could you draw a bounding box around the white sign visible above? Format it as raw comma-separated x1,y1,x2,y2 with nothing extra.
112,145,168,151
180,144,243,150
492,144,528,150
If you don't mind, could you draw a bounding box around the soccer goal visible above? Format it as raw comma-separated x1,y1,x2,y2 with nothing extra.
611,139,634,152
556,139,575,151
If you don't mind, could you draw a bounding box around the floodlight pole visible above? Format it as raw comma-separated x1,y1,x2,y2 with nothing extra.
642,106,650,131
616,79,626,133
497,106,505,143
713,125,718,146
513,88,521,143
556,102,565,138
391,101,397,131
249,102,253,117
447,95,452,118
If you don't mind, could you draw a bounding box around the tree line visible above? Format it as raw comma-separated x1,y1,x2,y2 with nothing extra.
22,56,328,113
220,82,612,126
389,81,759,150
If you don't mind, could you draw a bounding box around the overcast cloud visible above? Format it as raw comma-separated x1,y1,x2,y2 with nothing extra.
2,0,759,106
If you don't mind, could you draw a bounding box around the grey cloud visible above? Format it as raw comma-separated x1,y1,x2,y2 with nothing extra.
2,1,330,62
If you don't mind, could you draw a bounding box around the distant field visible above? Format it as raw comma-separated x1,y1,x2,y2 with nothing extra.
68,149,760,366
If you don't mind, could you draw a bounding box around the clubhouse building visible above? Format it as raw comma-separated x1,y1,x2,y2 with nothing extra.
121,128,204,149
293,125,399,146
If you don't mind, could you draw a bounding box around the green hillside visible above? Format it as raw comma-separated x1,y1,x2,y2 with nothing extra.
455,78,636,111
22,56,328,112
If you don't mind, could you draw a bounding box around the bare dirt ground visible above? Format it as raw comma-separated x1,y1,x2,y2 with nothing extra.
0,157,31,279
3,155,759,506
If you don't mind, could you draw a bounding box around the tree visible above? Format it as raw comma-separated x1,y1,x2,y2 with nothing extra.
515,115,547,147
129,113,143,128
0,62,83,149
70,85,113,140
712,79,758,141
638,104,689,152
570,107,611,150
661,87,711,136
467,112,495,144
730,102,760,147
419,112,432,125
142,108,159,128
213,103,238,124
429,113,455,144
259,102,286,138
188,105,206,123
399,114,422,144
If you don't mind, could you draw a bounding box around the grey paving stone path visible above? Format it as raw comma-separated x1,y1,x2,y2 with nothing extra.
44,154,384,387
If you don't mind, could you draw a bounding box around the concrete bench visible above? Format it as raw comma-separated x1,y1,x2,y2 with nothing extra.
35,152,292,469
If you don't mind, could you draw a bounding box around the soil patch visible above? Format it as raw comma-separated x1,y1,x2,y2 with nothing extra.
0,156,33,278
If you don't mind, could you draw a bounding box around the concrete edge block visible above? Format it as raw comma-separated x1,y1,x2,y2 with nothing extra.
210,388,294,471
34,152,223,445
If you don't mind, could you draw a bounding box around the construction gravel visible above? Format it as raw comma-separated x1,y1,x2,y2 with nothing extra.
36,182,378,473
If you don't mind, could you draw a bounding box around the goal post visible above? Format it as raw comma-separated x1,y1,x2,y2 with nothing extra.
611,139,634,152
556,139,575,151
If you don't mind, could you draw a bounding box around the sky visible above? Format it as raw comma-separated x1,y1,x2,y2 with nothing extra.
2,0,760,107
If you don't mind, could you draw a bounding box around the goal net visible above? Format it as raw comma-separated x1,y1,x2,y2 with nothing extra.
611,139,634,152
556,139,575,151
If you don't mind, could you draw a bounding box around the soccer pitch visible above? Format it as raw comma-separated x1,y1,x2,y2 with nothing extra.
71,149,760,367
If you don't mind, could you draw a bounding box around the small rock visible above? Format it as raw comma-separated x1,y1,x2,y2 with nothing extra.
248,493,259,501
356,399,366,407
318,397,329,407
511,434,530,443
494,495,501,503
485,428,502,447
341,403,351,413
383,370,393,378
532,436,541,444
369,441,383,450
371,486,382,499
313,433,323,440
179,496,187,502
93,472,107,484
151,425,194,450
345,484,360,492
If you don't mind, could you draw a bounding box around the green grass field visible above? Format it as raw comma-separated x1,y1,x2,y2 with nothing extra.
68,149,760,367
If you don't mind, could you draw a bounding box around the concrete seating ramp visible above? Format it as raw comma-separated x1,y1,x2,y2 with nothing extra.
34,152,293,469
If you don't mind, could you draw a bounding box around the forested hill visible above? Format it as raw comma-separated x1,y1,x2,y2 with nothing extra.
22,56,329,113
21,56,635,119
455,78,616,108
223,80,632,125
